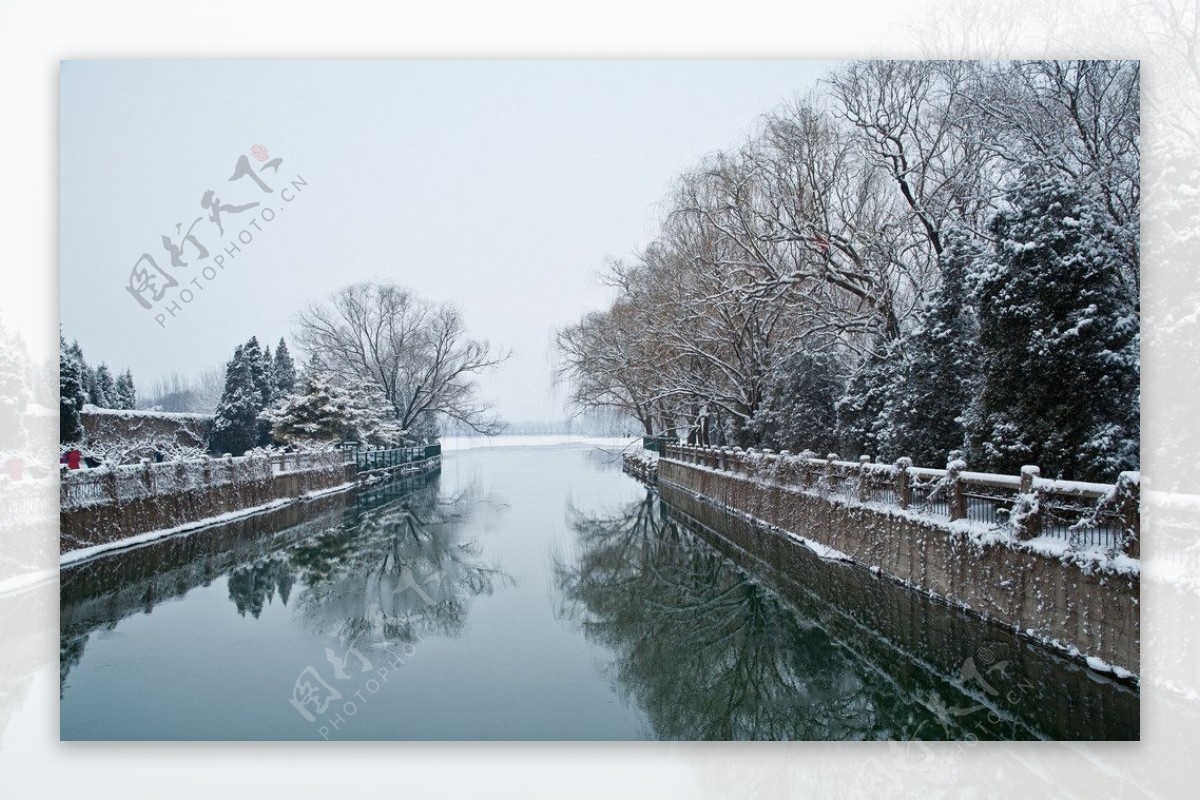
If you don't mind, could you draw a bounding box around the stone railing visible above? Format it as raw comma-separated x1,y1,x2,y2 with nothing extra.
662,444,1140,558
60,452,350,554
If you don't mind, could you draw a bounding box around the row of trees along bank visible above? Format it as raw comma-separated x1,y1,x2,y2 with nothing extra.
557,60,1139,483
211,281,507,455
59,332,138,443
60,281,507,461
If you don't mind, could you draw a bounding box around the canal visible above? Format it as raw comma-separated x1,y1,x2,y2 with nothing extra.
59,442,1139,740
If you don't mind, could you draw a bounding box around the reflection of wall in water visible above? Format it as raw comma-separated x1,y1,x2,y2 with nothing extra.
58,472,449,692
559,488,1139,741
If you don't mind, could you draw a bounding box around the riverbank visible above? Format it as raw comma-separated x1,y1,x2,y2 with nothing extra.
637,451,1140,677
60,448,441,559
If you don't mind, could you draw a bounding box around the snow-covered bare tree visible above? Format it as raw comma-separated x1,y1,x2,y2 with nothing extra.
559,59,1139,480
295,281,509,436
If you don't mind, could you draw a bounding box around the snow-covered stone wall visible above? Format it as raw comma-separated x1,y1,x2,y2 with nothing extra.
658,457,1140,676
60,454,351,554
79,406,214,454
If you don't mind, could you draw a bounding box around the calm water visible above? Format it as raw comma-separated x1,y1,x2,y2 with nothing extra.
60,444,1139,740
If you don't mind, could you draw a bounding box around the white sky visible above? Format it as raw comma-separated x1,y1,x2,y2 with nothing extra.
60,60,832,421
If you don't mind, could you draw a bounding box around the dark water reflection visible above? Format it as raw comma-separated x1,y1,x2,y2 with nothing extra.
557,487,1139,740
60,445,1137,740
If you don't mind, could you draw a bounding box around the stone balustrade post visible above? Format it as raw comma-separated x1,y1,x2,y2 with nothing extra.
140,457,154,494
779,450,792,486
1115,471,1140,559
1014,465,1043,540
105,468,119,505
825,453,840,493
946,454,967,521
1019,465,1039,494
894,457,912,509
858,455,872,502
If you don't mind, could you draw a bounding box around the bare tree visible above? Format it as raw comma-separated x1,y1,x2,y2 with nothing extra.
558,59,1139,469
295,281,509,437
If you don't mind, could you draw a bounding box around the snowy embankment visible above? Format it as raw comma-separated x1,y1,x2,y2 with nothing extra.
60,480,356,567
441,435,639,452
656,456,1141,678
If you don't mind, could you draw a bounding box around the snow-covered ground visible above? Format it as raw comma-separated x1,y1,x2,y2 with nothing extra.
441,434,639,452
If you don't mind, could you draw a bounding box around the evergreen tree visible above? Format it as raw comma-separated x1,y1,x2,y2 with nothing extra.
70,340,92,403
343,380,406,444
884,228,983,466
89,363,116,408
835,343,905,460
113,368,137,410
240,336,276,446
59,331,86,444
272,337,297,397
261,373,403,446
747,350,844,454
212,345,263,455
262,342,273,400
259,373,344,444
967,171,1139,481
243,336,272,408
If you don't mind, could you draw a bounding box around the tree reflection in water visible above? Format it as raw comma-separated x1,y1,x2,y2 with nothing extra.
555,489,947,740
282,479,510,652
228,558,294,618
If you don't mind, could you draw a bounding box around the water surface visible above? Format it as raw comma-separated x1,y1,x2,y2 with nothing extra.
60,444,1138,740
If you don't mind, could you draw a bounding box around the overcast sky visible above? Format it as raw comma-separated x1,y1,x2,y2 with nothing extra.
61,60,832,422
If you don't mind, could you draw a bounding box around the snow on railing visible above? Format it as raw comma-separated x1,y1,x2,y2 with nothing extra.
660,443,1140,558
60,449,346,510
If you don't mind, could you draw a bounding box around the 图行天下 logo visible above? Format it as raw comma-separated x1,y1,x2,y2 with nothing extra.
124,145,308,328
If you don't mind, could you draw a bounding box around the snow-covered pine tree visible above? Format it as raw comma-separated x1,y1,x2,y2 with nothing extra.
884,227,983,466
59,331,87,444
240,336,276,446
243,337,272,408
262,342,273,399
260,373,404,447
258,372,344,444
113,368,137,410
89,363,115,408
835,342,905,461
967,170,1140,481
272,338,297,397
69,340,92,404
212,345,263,455
747,350,844,454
